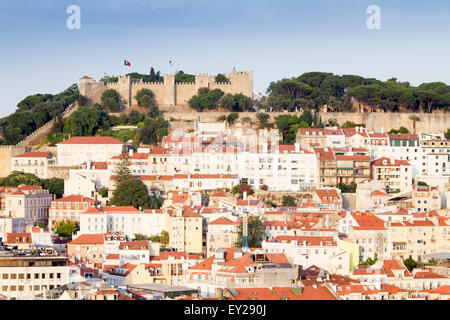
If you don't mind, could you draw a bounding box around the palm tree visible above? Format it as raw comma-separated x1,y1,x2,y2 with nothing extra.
409,115,420,133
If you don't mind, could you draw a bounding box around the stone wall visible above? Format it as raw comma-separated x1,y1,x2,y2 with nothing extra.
163,111,450,134
320,112,450,133
79,70,253,108
47,166,71,180
0,146,26,178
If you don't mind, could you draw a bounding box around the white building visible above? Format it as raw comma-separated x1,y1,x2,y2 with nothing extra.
262,235,351,275
11,151,55,179
79,206,165,239
56,136,125,166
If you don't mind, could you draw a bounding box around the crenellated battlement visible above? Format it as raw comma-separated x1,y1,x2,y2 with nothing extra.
79,69,253,107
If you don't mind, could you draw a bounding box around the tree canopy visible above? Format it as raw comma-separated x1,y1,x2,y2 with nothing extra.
0,84,79,145
264,72,450,113
235,216,265,248
0,171,64,198
101,89,122,112
188,88,224,112
110,178,162,209
54,220,79,238
135,89,157,109
65,105,111,137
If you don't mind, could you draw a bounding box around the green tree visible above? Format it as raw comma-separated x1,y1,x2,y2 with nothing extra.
65,106,111,137
445,128,450,139
98,187,109,198
188,88,225,112
341,121,357,129
101,89,121,112
134,233,150,240
235,216,265,248
282,195,296,206
226,112,239,124
110,178,152,209
417,181,428,187
113,152,132,184
135,89,157,109
54,220,79,238
41,178,64,198
337,182,357,193
0,84,79,145
257,112,270,128
215,73,229,83
175,71,195,83
403,255,418,272
0,171,42,187
149,67,156,82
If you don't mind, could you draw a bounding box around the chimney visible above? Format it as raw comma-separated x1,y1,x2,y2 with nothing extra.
295,143,300,153
129,149,134,157
95,194,98,202
243,191,248,200
53,194,56,201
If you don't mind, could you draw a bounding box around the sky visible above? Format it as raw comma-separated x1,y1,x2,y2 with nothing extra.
0,0,450,117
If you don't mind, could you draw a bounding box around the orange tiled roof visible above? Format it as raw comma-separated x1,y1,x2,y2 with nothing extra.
57,136,124,145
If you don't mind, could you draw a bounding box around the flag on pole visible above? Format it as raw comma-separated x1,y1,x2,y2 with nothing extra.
124,60,131,66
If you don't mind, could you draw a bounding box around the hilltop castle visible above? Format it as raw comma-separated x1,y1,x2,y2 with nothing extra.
79,69,253,108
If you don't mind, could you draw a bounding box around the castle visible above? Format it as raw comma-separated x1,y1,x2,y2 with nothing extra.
79,69,253,108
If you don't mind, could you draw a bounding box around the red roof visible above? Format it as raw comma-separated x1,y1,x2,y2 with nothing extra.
6,233,32,244
372,157,410,167
68,234,105,245
14,152,50,158
231,286,336,300
119,241,149,250
352,214,386,230
57,136,124,145
208,217,239,226
55,194,96,203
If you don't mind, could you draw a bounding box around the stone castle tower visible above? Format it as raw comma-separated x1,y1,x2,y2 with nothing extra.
79,69,253,108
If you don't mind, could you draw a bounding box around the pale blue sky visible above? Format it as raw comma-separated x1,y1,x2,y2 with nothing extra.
0,0,450,116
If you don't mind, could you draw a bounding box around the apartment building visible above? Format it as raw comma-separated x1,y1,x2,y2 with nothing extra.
164,207,203,255
412,185,441,212
371,157,412,193
49,194,98,231
11,151,55,179
0,253,69,300
206,217,240,257
56,136,126,166
0,186,52,226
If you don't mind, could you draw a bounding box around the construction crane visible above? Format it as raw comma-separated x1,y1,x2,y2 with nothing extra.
242,207,249,252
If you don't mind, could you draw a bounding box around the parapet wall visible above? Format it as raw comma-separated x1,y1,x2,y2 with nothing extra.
79,69,253,108
164,111,450,133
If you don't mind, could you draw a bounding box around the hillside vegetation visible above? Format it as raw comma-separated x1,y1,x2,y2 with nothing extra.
265,72,450,113
0,84,79,145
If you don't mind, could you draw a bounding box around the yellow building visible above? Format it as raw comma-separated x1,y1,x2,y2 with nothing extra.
164,207,203,255
412,185,441,212
390,217,449,260
337,239,360,272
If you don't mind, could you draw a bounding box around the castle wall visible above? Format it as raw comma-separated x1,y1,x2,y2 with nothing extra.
79,70,253,108
0,146,26,178
175,82,196,106
131,81,166,107
163,111,450,134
